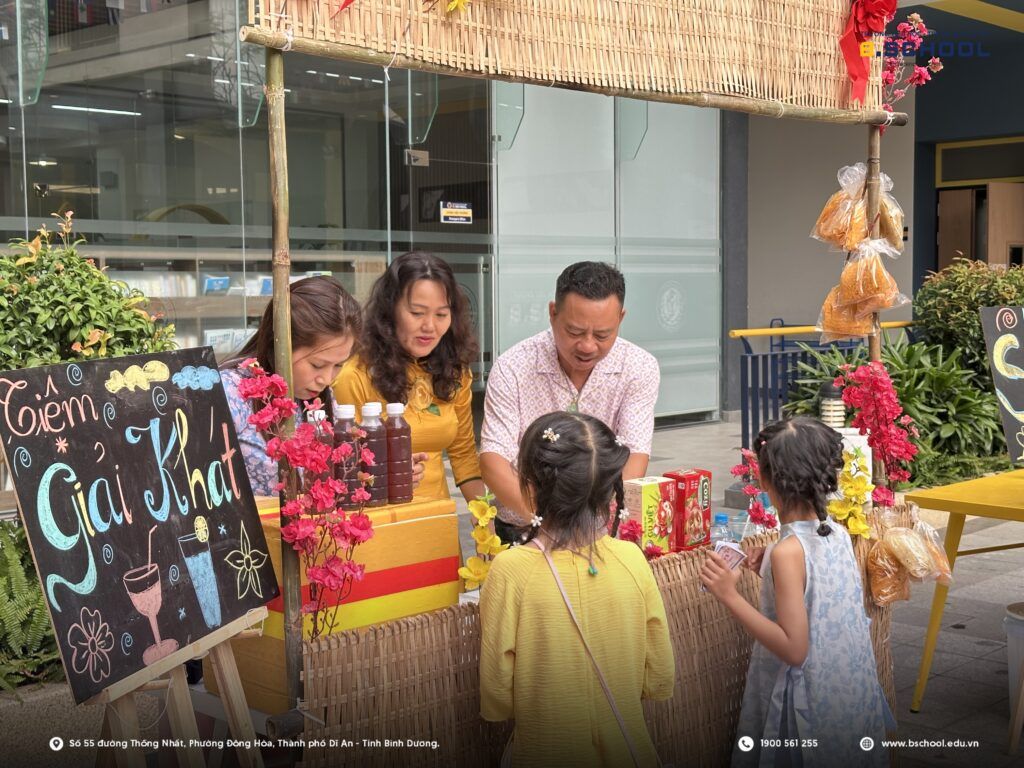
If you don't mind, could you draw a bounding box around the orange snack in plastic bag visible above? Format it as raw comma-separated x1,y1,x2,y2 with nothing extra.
818,285,874,342
867,540,910,606
838,253,897,308
880,194,904,251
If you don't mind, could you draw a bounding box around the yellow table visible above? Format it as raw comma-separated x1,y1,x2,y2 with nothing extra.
906,470,1024,712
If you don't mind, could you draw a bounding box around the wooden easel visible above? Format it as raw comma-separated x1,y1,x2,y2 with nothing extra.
93,610,268,768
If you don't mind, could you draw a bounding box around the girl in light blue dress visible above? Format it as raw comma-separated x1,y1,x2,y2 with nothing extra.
701,416,894,767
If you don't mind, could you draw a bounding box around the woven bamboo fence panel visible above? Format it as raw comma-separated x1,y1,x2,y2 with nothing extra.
249,0,882,111
299,512,909,767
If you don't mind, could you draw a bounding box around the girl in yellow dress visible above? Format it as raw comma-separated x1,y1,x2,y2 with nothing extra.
480,411,675,767
333,252,484,503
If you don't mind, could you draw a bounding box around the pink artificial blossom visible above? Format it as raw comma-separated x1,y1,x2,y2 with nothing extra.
928,57,943,73
908,65,931,86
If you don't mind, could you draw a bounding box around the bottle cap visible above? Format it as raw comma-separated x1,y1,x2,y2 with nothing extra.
361,401,382,417
386,403,406,416
714,513,729,526
334,403,356,420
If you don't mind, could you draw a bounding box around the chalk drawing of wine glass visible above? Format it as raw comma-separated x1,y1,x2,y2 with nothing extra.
178,533,223,629
122,526,179,665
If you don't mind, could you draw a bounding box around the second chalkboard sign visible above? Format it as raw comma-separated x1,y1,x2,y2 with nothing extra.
981,306,1024,465
0,347,279,703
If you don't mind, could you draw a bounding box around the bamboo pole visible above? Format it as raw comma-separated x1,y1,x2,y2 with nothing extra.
239,26,908,128
865,124,886,488
266,46,303,710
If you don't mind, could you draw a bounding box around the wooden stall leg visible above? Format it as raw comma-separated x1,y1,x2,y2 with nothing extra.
105,694,146,768
95,706,116,768
910,512,965,712
208,642,265,768
165,665,205,768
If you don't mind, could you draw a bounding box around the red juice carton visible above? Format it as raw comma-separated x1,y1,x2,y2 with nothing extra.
664,468,712,551
623,477,676,552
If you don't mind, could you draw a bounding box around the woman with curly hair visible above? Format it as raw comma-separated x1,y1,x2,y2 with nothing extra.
333,252,485,503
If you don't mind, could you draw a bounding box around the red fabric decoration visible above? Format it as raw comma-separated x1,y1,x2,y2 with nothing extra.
839,0,897,104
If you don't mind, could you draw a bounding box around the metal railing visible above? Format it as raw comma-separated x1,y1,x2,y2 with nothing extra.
730,322,913,448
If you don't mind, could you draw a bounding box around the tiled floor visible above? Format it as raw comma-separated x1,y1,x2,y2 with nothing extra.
452,419,1024,765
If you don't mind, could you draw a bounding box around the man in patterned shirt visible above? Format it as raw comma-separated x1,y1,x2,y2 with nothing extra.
480,261,660,542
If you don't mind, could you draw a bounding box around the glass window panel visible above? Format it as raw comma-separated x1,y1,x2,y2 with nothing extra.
494,84,615,351
618,100,720,416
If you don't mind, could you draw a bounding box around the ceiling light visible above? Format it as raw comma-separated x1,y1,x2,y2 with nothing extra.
349,76,362,81
186,53,196,58
52,105,141,116
29,158,57,167
207,55,225,62
306,70,317,75
325,72,340,78
0,98,11,104
173,133,186,140
214,79,230,85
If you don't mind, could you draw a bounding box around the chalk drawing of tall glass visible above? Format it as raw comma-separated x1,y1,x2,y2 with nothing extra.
123,563,180,665
178,533,222,628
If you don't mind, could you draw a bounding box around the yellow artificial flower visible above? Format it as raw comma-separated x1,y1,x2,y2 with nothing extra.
840,473,873,502
846,511,872,539
469,499,498,525
828,498,856,521
458,556,490,590
446,0,469,12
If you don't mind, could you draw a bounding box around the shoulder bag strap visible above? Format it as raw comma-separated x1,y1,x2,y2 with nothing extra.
533,539,646,768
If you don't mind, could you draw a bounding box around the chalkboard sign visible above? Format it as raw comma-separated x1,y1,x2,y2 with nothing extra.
0,348,279,703
981,306,1024,464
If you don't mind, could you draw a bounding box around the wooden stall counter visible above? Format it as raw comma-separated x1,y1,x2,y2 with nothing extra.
204,496,462,714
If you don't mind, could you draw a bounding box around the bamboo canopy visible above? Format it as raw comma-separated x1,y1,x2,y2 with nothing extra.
241,0,908,127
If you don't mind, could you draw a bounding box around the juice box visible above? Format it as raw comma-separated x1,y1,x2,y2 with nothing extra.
623,477,676,552
664,468,712,551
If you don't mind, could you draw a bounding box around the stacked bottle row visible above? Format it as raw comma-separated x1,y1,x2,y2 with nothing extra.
322,401,413,508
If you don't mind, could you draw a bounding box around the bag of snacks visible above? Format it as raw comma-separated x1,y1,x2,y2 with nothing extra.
836,239,909,318
812,163,869,251
880,173,905,252
867,540,910,606
914,519,952,586
817,285,875,343
883,527,937,581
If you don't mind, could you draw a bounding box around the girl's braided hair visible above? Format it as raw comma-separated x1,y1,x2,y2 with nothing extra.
516,411,630,550
755,416,844,537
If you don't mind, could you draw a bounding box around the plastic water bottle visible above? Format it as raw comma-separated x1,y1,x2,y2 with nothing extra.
710,513,736,546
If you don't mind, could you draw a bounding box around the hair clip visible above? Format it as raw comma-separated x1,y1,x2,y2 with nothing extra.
618,508,630,521
615,435,626,447
542,428,560,443
531,514,543,528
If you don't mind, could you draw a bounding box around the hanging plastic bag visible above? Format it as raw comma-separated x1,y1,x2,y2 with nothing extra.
914,519,953,586
812,163,869,251
835,239,909,318
879,173,905,252
817,285,875,343
883,527,938,581
867,540,911,606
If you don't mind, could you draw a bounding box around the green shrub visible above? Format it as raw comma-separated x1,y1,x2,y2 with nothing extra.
0,522,63,691
913,258,1024,388
0,212,175,371
785,338,1006,486
0,212,176,689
